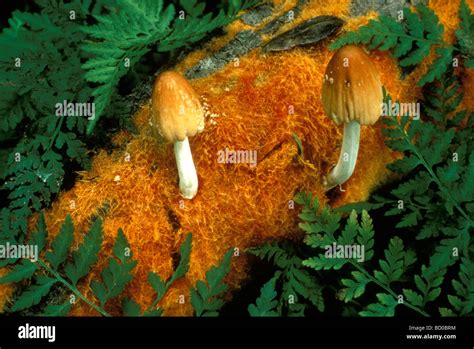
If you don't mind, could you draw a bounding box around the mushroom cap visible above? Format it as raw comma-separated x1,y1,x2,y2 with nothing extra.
152,71,204,142
321,45,382,126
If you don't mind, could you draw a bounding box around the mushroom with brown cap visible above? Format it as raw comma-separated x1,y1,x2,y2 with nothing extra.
152,71,204,199
321,45,383,190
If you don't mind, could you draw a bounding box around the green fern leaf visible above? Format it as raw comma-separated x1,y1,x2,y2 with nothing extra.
122,298,141,316
191,249,233,317
456,0,474,67
0,260,37,284
341,271,371,302
403,289,423,307
143,233,192,316
41,302,72,316
64,219,104,285
248,276,280,317
359,293,398,317
373,237,406,286
90,229,137,306
11,275,57,312
45,214,74,270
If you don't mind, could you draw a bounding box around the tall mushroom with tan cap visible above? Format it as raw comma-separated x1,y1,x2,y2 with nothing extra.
321,45,382,190
152,71,204,199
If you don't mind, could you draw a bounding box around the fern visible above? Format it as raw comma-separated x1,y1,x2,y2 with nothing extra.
248,275,280,317
81,0,256,134
190,249,233,317
1,211,234,316
0,0,101,241
377,76,473,247
0,213,135,316
135,233,192,316
90,229,138,307
440,257,474,316
295,192,432,316
456,0,474,68
331,3,473,86
247,241,325,316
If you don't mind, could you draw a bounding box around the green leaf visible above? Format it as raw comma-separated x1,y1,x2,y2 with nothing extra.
65,219,104,285
91,229,137,306
248,276,279,317
0,260,37,284
191,249,233,317
403,289,423,307
41,302,72,316
122,298,141,316
341,271,371,302
29,212,48,253
45,214,74,270
359,293,398,317
11,276,56,312
147,272,167,301
168,233,192,285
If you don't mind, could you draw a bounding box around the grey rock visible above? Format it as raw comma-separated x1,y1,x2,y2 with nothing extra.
259,0,308,35
350,0,427,18
185,30,263,80
263,15,344,52
241,4,274,26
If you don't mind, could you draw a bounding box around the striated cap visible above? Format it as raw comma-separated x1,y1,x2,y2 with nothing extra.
321,45,382,126
152,71,204,142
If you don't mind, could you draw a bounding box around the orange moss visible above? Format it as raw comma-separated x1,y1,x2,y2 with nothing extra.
0,0,471,315
0,268,14,311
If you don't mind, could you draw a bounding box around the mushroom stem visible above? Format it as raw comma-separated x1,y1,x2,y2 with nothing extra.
325,120,360,190
174,137,198,199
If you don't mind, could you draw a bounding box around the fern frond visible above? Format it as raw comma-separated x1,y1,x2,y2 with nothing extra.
191,249,233,317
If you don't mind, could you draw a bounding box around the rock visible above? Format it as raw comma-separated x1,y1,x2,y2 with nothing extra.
263,15,344,52
259,0,308,35
350,0,427,18
241,4,273,26
185,30,262,80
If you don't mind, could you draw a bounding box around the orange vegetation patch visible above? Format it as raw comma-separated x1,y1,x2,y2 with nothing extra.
1,0,471,315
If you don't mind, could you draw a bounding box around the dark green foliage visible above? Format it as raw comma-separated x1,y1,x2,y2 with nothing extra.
64,219,104,286
456,0,474,68
91,229,137,307
191,249,233,316
1,212,232,316
0,1,96,239
247,240,325,316
248,275,279,316
0,214,135,316
375,76,473,249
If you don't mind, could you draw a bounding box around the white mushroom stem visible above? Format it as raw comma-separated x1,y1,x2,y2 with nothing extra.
325,120,360,190
174,137,198,199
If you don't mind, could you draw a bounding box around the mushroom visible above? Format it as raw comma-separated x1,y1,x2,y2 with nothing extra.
151,71,204,199
321,45,382,190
